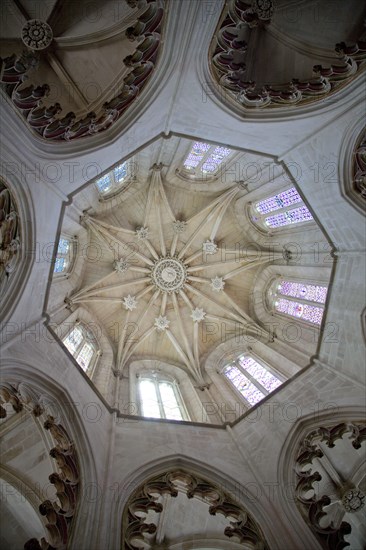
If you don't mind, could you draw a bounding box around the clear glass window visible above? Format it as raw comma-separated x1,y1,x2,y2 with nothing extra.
138,377,186,420
54,236,72,274
95,161,128,196
63,324,97,373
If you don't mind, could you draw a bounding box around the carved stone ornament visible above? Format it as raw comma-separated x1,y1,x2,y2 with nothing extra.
202,239,218,255
0,181,20,294
114,258,130,273
172,220,187,234
21,20,53,50
151,256,187,293
123,294,138,311
252,0,274,21
353,128,366,200
210,275,225,292
190,307,206,322
0,382,80,550
294,421,366,549
122,469,270,550
136,226,150,240
1,2,165,140
210,1,366,110
341,488,365,513
154,315,170,331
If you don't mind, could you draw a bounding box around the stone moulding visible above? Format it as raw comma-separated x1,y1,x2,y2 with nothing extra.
294,421,366,550
209,0,366,110
0,381,80,550
352,128,366,203
0,180,21,296
121,469,269,549
0,1,165,141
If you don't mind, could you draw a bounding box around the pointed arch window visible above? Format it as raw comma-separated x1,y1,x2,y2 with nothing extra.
63,323,98,372
182,141,233,177
138,375,189,421
54,236,75,275
95,161,129,197
250,187,313,229
270,278,328,325
223,355,283,407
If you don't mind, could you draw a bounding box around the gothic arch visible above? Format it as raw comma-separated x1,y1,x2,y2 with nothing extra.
339,117,366,214
115,455,276,550
0,361,99,549
203,0,366,119
0,174,35,326
278,407,366,550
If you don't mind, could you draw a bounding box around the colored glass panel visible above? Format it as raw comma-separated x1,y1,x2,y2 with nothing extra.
224,365,264,406
238,356,281,393
255,188,302,214
278,281,327,304
275,298,323,325
265,206,313,227
184,142,232,173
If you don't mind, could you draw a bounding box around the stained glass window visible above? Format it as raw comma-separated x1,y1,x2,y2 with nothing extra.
275,298,324,325
96,161,128,196
63,324,97,373
278,281,327,304
224,365,265,406
54,237,72,274
223,356,283,408
272,278,327,325
238,356,282,393
255,188,302,214
183,141,233,175
252,188,313,230
139,377,186,420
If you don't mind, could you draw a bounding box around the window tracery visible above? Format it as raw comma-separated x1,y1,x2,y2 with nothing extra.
138,374,188,421
269,278,328,325
181,141,233,178
62,323,98,373
95,161,130,197
250,187,313,230
54,236,75,275
223,354,283,407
